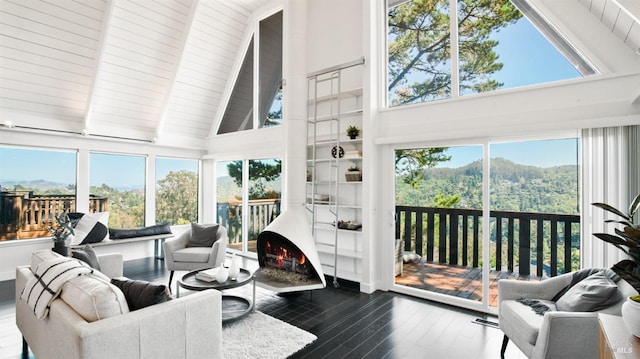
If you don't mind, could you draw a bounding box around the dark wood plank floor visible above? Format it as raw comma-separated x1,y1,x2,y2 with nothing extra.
0,256,526,359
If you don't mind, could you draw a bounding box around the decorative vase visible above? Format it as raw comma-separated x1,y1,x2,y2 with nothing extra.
621,297,640,338
52,241,68,256
229,253,240,281
215,265,229,283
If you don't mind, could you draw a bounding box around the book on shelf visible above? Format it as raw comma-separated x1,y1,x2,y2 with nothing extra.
195,267,220,282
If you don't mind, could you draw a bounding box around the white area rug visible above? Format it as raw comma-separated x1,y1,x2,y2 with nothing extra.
222,311,317,359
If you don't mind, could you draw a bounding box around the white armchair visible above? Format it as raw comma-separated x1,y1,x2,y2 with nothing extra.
498,269,637,359
163,225,227,292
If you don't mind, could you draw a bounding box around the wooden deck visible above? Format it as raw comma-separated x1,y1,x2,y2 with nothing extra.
395,261,542,307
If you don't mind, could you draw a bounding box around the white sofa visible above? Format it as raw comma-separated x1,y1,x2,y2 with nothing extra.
16,252,222,359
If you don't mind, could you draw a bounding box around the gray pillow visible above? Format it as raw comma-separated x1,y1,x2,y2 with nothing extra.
187,223,219,248
555,271,621,312
71,244,101,270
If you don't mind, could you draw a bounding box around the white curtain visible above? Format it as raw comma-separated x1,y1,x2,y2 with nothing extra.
581,125,640,269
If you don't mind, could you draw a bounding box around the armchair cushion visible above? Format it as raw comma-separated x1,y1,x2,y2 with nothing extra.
111,278,172,311
501,299,558,346
172,247,211,262
555,271,621,312
187,223,219,247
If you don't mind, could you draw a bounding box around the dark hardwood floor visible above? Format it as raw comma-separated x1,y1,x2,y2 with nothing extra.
0,256,526,359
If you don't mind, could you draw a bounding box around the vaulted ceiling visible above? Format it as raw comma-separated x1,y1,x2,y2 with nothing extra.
1,0,639,151
0,0,273,149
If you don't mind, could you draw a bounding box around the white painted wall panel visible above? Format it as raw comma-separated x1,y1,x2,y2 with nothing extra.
0,68,90,93
613,9,635,40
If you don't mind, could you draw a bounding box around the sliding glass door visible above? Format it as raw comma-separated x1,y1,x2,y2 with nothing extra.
393,138,580,311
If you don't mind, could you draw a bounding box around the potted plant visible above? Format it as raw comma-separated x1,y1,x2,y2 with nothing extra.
47,213,75,256
592,194,640,336
346,125,360,140
345,164,361,182
592,193,640,282
622,295,640,337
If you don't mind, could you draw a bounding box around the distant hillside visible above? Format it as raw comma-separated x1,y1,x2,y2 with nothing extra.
396,158,579,215
0,179,74,194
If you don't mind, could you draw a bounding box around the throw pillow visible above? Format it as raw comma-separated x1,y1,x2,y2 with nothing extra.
187,223,219,248
70,212,109,245
71,244,101,270
61,274,129,322
555,271,622,312
110,278,172,311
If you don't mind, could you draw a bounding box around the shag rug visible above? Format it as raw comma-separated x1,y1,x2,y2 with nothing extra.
222,311,317,359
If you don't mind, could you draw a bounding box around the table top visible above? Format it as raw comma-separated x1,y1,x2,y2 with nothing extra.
178,267,253,291
599,313,640,359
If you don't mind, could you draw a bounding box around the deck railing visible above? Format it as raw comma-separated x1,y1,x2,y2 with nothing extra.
0,191,108,240
216,199,281,245
395,206,580,277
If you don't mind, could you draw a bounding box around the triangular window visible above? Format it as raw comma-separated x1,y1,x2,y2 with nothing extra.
218,11,283,134
387,0,595,107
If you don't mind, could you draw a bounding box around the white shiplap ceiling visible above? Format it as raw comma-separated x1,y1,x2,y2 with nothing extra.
1,0,640,150
579,0,640,53
0,0,273,148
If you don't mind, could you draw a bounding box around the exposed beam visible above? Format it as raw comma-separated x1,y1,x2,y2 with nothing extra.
82,0,116,136
155,0,201,143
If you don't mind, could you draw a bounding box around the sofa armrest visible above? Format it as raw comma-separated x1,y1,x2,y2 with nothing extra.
97,253,123,278
531,311,599,359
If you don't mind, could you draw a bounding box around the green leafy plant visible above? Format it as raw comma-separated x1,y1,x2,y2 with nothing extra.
346,125,360,139
592,193,640,277
631,295,640,303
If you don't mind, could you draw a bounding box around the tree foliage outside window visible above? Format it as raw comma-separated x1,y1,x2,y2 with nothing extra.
388,0,521,106
156,158,198,225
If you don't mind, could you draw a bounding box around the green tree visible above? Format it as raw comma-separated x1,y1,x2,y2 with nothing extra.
227,160,282,187
388,0,522,105
395,148,451,186
156,170,198,225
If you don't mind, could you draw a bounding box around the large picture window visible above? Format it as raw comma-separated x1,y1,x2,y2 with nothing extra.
156,157,199,225
387,0,590,107
90,153,145,228
0,146,76,240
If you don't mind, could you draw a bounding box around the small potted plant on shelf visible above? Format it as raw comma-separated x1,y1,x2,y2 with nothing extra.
346,125,360,140
47,213,75,256
345,164,362,182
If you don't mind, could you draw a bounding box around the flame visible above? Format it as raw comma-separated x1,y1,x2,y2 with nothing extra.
299,254,306,265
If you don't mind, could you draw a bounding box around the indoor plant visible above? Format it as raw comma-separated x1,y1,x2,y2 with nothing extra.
622,295,640,337
346,125,360,140
592,193,640,283
47,213,74,256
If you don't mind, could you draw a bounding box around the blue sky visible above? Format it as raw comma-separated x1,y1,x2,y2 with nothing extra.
435,138,580,169
0,147,197,188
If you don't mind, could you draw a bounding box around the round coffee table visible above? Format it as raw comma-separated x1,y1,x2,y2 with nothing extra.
177,268,254,324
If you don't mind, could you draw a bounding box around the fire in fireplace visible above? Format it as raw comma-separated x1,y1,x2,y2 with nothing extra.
256,207,325,292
